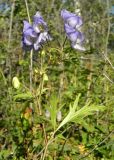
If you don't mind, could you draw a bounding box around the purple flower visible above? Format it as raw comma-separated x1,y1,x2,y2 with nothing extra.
61,9,85,51
22,12,51,51
61,9,76,20
71,43,86,51
22,21,37,50
23,21,37,41
36,32,52,44
34,32,52,50
61,9,83,29
33,12,47,33
64,23,84,43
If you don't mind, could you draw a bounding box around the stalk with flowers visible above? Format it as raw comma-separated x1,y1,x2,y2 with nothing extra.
1,0,114,159
22,11,52,114
15,8,105,159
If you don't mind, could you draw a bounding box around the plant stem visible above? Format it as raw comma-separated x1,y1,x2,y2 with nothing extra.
39,126,72,159
86,57,93,103
24,0,32,92
30,50,33,93
24,0,33,108
105,0,110,57
37,53,45,115
79,130,114,159
8,0,15,84
103,0,111,107
59,44,65,105
24,0,31,23
8,0,15,48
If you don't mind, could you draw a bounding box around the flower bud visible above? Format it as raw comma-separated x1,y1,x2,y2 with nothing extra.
43,73,48,81
12,77,20,89
45,110,50,118
41,50,45,56
57,111,62,122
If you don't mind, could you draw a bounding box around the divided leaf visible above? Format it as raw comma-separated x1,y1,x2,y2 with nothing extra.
56,94,105,131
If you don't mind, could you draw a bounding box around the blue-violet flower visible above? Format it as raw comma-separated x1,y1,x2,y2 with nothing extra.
22,11,51,51
61,9,85,51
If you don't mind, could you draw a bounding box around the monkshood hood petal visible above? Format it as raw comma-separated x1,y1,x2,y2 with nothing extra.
61,9,83,28
72,43,86,51
64,23,84,43
33,11,47,33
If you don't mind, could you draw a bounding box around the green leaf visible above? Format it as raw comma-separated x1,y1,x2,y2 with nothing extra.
81,121,95,132
49,94,58,131
56,94,105,132
13,92,33,102
46,94,59,131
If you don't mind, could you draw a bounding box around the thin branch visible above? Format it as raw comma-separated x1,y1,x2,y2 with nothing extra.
103,53,114,69
58,125,73,157
30,50,33,92
8,0,15,48
102,0,114,70
105,0,111,57
7,0,15,84
36,126,71,159
24,0,33,110
103,72,114,84
0,68,7,85
62,36,67,49
24,0,33,93
79,130,114,159
24,0,31,23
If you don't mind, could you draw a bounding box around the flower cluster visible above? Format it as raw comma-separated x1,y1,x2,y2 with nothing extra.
61,9,85,51
22,12,51,51
22,10,85,51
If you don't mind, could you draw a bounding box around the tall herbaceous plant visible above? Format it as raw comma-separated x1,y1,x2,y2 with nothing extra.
1,0,114,160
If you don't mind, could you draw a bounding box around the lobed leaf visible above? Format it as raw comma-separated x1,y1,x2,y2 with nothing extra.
56,94,105,131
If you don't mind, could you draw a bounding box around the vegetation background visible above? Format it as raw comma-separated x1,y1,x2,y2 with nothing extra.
0,0,114,159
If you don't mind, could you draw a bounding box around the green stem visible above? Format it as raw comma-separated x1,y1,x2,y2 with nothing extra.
7,0,15,84
30,50,33,93
103,0,111,106
0,68,7,85
59,46,65,104
8,0,15,48
24,0,33,110
24,0,32,92
24,0,31,23
37,52,45,115
40,126,71,159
